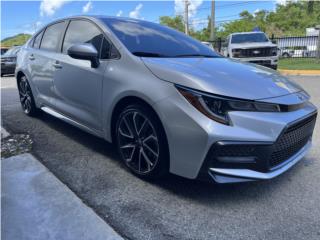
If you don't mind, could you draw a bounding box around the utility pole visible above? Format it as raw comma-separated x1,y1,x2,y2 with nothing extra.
184,0,189,35
210,0,215,41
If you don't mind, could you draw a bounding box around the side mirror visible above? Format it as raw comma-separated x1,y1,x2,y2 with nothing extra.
67,43,100,68
271,40,277,44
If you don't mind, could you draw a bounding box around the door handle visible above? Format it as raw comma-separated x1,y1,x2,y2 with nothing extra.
29,54,35,61
53,61,62,69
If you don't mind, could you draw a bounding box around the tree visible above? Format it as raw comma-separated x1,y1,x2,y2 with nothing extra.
307,0,314,14
158,1,320,41
159,15,185,32
1,34,32,47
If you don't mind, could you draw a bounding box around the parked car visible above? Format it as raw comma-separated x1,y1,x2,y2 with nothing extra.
293,46,308,58
279,48,294,58
1,47,9,55
279,46,314,58
223,32,278,70
16,16,317,183
1,46,21,76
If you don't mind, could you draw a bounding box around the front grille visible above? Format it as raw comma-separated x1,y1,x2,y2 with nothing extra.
269,113,317,168
214,145,256,157
237,47,274,58
198,113,317,179
249,60,271,65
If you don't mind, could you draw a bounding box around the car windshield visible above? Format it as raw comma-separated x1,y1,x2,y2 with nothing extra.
101,18,220,58
3,47,20,57
231,33,269,44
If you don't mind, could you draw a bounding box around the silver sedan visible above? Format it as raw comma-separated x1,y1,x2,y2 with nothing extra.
15,16,317,183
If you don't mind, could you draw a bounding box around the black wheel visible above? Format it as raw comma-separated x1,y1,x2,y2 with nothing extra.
282,53,290,58
271,65,278,70
18,76,39,116
115,104,169,179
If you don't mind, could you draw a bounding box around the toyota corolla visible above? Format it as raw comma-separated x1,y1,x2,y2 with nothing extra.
16,16,317,183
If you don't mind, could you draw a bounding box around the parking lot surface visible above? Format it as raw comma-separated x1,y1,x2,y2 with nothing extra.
2,75,320,240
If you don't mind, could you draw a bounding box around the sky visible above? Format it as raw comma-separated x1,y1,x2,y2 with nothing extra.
1,0,283,40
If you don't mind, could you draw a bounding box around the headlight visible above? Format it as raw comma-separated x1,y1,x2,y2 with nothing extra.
176,86,280,125
232,49,241,58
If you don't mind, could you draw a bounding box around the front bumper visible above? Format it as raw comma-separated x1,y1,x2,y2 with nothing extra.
198,112,317,183
209,140,311,183
154,89,317,182
1,62,16,75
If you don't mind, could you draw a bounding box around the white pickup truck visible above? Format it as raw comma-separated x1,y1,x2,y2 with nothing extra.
222,32,278,70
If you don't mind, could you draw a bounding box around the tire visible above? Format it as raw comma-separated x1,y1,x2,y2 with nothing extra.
282,53,289,58
269,65,278,70
17,75,39,116
115,103,169,179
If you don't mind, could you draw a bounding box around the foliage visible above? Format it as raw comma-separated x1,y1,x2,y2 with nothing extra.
1,34,32,47
159,15,185,33
266,0,320,36
159,1,320,41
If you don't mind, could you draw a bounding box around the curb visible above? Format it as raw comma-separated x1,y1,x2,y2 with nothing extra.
2,153,124,240
278,69,320,76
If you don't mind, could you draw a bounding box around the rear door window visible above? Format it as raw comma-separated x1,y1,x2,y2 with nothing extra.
40,22,66,52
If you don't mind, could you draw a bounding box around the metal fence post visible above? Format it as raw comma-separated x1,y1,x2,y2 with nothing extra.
316,25,320,59
317,34,320,59
217,37,222,53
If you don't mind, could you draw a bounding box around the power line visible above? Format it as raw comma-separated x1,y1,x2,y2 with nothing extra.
152,1,261,23
191,14,239,23
183,1,260,14
189,18,242,26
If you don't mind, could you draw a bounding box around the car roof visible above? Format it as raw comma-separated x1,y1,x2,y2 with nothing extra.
34,15,151,36
230,32,265,35
44,15,148,25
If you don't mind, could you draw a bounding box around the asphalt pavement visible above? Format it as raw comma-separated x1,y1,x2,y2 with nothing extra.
1,75,320,240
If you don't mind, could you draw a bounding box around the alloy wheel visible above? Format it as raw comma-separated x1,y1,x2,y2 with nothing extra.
18,77,33,114
117,111,160,174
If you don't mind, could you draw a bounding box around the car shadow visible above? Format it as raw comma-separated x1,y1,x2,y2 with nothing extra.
36,111,119,161
33,110,305,204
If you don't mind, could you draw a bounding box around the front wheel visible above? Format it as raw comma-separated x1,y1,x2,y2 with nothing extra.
271,65,278,70
115,104,169,179
282,53,290,58
18,76,39,116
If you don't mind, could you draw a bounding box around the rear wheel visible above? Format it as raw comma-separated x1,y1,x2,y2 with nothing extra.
115,104,169,179
18,76,39,116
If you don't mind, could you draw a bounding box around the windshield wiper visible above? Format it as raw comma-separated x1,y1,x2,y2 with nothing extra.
173,54,218,58
132,52,169,58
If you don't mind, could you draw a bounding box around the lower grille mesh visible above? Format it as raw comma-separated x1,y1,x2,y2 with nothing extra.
269,114,317,168
198,113,317,179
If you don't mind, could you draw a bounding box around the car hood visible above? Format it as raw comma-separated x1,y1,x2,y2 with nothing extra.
230,42,277,49
142,57,303,100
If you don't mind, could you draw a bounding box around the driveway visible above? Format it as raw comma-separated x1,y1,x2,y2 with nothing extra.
2,75,320,240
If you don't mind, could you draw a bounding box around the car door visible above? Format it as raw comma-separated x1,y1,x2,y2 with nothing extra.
29,21,67,108
52,19,109,131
